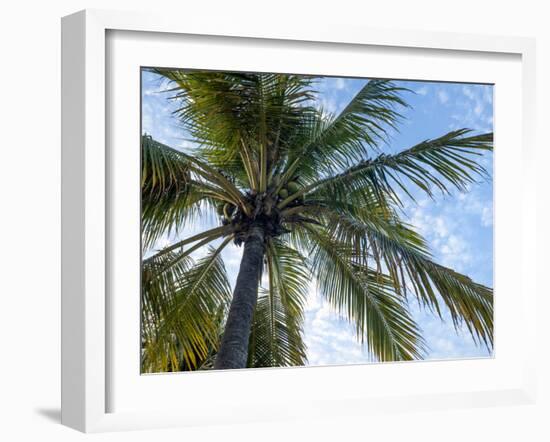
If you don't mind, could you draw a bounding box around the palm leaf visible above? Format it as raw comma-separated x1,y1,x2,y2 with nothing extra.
141,243,232,372
320,207,493,347
142,134,256,251
151,69,318,190
247,239,309,367
290,130,493,209
141,134,199,249
305,225,426,361
281,79,409,185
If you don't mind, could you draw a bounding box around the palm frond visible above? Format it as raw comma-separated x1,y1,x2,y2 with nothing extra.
305,226,426,361
280,80,409,185
320,207,493,347
144,224,234,263
248,290,307,368
143,135,249,206
247,239,309,367
141,134,201,249
141,134,244,249
141,243,232,372
151,69,318,190
288,130,492,209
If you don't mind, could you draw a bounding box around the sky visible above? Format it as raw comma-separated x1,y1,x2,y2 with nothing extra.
141,69,494,366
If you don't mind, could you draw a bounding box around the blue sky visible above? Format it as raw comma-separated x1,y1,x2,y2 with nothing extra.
141,70,494,366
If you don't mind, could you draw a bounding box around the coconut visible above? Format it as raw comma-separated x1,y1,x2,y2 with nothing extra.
287,181,300,194
216,202,225,216
278,188,289,199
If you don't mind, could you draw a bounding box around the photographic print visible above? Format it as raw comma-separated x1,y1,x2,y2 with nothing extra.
140,68,493,373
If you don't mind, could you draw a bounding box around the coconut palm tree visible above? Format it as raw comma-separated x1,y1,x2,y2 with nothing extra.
140,70,493,372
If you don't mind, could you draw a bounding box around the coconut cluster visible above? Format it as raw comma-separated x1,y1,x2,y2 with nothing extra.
215,179,305,241
277,180,300,200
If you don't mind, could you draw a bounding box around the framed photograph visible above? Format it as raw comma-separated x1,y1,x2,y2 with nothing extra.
61,9,537,433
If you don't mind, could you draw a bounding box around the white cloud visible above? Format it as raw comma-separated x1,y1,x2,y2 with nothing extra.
474,102,483,116
406,194,487,274
481,206,493,227
416,86,428,96
483,86,493,104
221,245,244,286
451,85,493,132
335,78,347,90
439,234,471,267
143,87,157,97
433,216,449,238
462,85,475,100
319,97,338,115
413,303,491,360
437,90,449,104
303,290,373,367
452,187,494,230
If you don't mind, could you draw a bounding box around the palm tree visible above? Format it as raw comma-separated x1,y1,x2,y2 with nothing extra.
140,70,493,372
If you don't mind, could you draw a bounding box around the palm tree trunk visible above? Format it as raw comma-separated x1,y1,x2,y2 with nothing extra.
214,225,265,369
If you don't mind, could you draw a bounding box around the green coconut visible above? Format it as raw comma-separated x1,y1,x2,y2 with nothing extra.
287,181,300,194
216,202,225,216
278,188,289,199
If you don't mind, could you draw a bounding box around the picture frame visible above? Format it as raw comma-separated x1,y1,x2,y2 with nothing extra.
61,9,537,433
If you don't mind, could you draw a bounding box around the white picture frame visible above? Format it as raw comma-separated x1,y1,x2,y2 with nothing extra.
61,9,537,433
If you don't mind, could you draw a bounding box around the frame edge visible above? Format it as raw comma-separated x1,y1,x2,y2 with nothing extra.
61,9,87,432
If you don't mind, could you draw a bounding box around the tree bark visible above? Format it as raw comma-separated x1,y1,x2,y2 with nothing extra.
214,225,265,369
